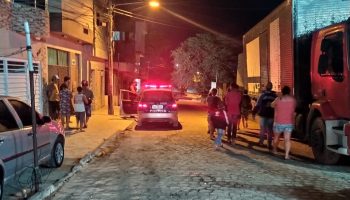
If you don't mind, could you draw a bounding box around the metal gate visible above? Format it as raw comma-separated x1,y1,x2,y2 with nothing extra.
0,57,43,113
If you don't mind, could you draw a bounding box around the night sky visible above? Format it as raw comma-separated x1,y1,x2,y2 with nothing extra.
117,0,284,70
144,0,283,39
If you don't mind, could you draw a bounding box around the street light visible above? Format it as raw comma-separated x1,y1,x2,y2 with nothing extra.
149,1,160,8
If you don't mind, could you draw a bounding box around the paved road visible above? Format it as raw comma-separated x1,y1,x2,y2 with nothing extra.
52,101,350,200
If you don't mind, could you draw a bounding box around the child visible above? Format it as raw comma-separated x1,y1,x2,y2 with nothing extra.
73,86,88,131
211,103,229,148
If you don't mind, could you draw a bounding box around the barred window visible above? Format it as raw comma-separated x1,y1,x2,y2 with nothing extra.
14,0,46,10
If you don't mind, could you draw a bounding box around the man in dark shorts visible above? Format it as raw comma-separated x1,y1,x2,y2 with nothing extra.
82,80,94,128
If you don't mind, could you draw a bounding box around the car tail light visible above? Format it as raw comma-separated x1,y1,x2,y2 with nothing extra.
138,103,148,111
168,103,177,111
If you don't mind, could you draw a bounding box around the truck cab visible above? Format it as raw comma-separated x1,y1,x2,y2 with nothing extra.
307,20,350,164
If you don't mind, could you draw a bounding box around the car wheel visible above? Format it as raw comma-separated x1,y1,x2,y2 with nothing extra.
310,117,340,164
50,137,64,168
172,121,179,128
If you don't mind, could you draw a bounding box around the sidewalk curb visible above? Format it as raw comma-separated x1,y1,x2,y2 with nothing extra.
29,121,135,200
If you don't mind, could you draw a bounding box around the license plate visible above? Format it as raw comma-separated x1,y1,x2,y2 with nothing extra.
150,110,166,113
151,105,163,109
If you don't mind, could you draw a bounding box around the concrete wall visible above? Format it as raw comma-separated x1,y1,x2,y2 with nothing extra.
49,0,93,44
0,0,49,38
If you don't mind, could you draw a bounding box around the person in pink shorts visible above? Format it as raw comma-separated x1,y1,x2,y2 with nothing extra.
271,86,296,160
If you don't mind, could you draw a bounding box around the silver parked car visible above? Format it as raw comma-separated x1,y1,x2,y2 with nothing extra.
0,96,65,199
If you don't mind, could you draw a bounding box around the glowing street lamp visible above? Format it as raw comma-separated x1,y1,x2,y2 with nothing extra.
149,1,160,8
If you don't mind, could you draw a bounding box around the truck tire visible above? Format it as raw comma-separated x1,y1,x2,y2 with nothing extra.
310,117,340,164
294,113,306,141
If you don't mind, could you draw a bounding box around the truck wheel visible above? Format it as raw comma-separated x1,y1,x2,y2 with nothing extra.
294,113,306,140
310,117,340,164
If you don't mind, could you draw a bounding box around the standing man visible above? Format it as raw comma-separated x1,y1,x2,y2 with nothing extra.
207,88,221,140
81,80,94,128
224,82,242,145
130,80,137,93
253,81,277,150
241,89,252,128
47,75,60,120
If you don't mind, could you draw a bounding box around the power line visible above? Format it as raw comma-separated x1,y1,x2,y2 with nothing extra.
112,9,193,30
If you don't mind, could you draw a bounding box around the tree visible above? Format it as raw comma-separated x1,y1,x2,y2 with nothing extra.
171,33,236,94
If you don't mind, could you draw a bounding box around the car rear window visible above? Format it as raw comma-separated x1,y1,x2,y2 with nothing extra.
141,91,173,102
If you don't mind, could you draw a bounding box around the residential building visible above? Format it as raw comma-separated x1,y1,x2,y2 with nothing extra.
0,0,108,114
0,0,49,113
114,16,147,92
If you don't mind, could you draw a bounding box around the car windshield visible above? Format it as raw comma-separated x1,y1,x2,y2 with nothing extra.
142,91,173,102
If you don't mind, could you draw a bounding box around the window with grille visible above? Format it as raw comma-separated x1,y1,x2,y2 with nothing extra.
0,60,3,73
14,0,46,10
0,59,39,73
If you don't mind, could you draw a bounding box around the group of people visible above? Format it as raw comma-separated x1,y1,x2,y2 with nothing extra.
207,83,246,147
207,81,296,160
47,75,94,132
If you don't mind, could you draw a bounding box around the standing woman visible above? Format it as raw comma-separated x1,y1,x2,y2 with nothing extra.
271,86,296,160
74,86,88,131
59,76,72,129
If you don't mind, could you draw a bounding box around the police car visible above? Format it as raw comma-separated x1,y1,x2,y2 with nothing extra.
136,84,179,127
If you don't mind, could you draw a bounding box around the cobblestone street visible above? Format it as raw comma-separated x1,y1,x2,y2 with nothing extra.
51,101,350,200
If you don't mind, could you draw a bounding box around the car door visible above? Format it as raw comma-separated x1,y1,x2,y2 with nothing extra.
0,100,22,181
119,89,139,118
7,99,51,166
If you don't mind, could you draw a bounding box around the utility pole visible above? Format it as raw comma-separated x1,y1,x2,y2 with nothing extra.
107,0,114,115
24,21,39,192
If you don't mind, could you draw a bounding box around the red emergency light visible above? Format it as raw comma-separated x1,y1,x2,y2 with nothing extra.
144,83,172,89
